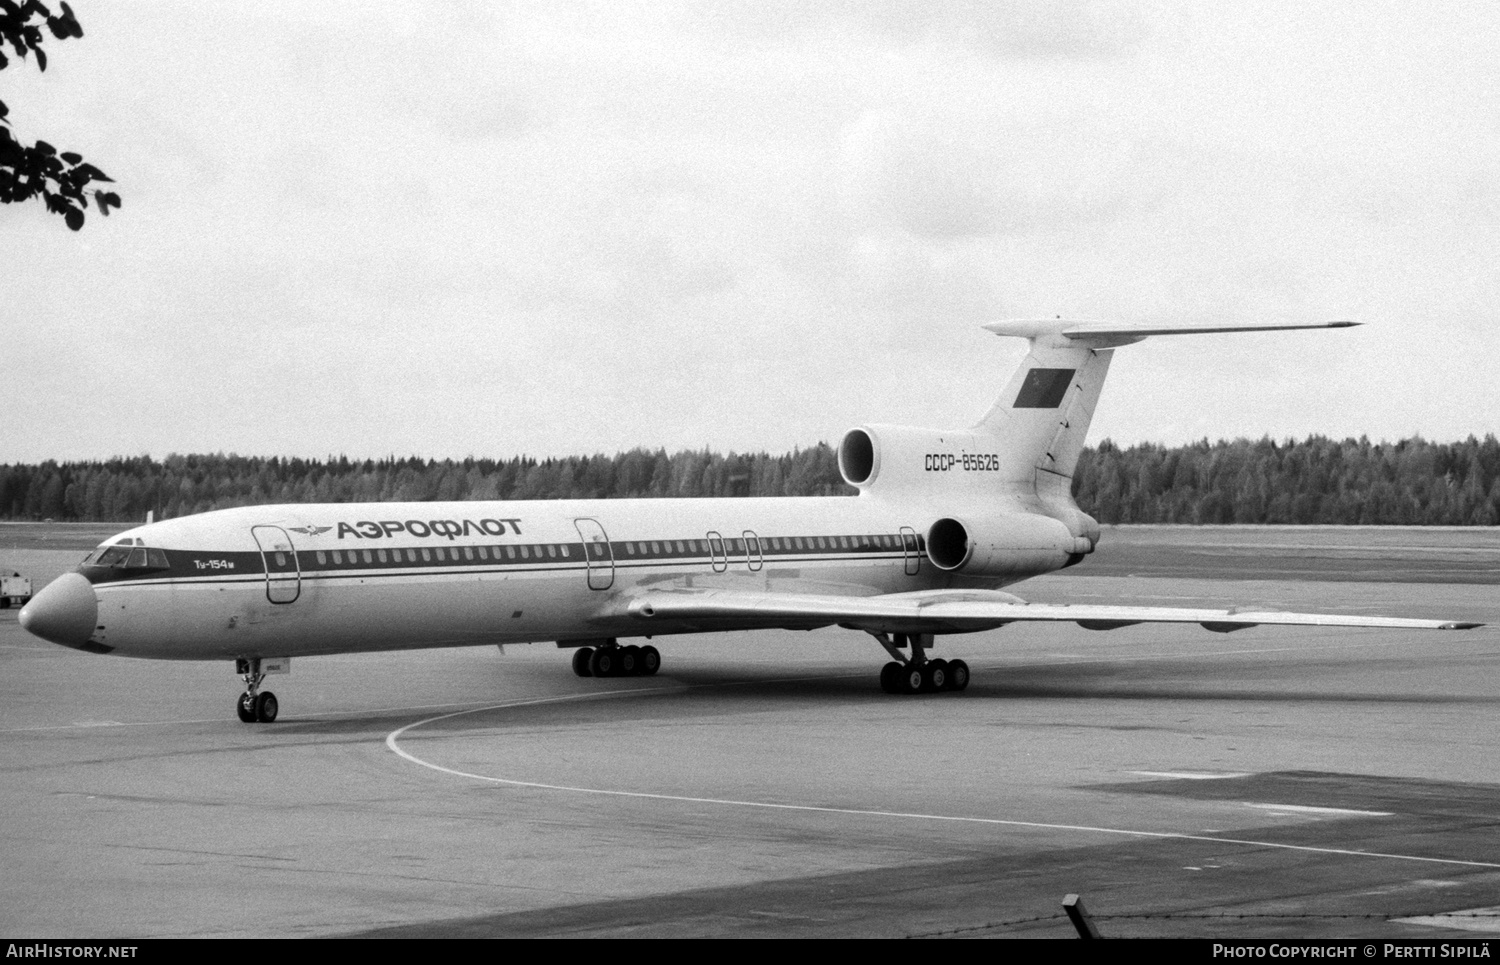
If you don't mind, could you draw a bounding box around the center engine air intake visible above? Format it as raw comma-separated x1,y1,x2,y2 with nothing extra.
839,428,876,487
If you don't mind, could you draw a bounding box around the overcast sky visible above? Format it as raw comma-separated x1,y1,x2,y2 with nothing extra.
5,1,1498,465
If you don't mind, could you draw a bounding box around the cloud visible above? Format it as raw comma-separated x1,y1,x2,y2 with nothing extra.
687,0,1148,60
836,108,1163,239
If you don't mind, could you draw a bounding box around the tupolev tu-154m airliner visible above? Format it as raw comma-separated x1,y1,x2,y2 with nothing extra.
19,319,1483,722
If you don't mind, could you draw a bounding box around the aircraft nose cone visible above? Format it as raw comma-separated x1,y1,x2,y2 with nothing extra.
19,573,100,650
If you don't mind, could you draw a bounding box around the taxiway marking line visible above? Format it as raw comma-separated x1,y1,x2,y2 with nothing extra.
1244,802,1393,817
386,694,1500,873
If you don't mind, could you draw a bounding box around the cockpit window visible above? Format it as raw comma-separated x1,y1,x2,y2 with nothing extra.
88,543,169,570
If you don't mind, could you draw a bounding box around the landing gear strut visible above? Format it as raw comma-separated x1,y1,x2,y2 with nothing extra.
571,641,661,679
871,633,969,695
234,658,279,723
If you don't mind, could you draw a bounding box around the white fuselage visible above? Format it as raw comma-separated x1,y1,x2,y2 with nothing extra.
75,495,1067,661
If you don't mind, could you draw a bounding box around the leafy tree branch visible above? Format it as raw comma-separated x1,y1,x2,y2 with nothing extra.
0,0,118,230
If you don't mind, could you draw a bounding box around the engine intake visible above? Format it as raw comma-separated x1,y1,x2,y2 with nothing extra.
927,517,972,570
839,428,876,486
925,515,1079,578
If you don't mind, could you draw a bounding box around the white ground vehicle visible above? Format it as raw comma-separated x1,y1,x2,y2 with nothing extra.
1,571,33,609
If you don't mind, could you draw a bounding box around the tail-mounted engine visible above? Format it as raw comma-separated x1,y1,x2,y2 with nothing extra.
925,515,1087,577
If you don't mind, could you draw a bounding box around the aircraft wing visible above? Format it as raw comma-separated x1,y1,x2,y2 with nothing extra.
624,588,1482,636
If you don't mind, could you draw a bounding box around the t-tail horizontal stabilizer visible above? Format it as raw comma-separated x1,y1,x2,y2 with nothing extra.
983,318,1359,348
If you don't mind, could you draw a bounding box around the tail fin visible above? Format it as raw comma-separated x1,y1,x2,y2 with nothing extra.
975,326,1113,485
975,318,1358,541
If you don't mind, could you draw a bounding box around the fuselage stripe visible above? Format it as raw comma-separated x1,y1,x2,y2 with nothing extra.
78,530,922,588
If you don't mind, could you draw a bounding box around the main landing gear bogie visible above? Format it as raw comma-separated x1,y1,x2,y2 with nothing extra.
878,658,969,694
873,632,970,695
572,643,661,679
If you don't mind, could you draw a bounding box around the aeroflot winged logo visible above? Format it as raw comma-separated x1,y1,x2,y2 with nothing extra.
288,526,332,537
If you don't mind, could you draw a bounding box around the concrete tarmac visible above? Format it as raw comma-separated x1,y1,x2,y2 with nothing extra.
3,527,1500,938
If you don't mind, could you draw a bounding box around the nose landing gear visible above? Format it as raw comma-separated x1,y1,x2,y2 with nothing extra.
234,657,280,723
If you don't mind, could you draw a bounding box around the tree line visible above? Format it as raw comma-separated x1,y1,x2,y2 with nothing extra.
3,435,1499,525
0,446,850,522
1072,435,1500,525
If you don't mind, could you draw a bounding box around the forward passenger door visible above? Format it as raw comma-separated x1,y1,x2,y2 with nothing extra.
251,526,301,604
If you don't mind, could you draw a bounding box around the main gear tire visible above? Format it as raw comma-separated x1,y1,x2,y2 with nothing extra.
589,647,616,677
